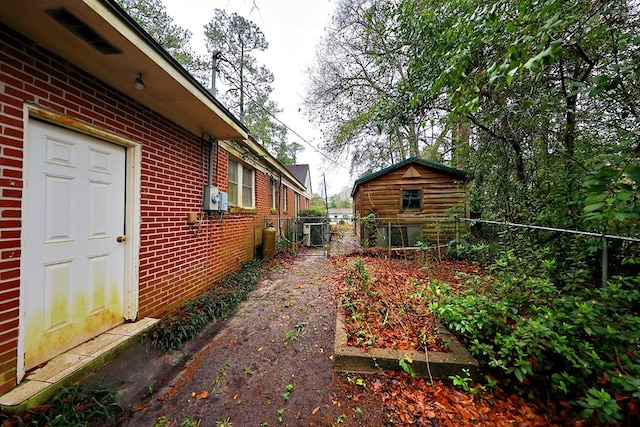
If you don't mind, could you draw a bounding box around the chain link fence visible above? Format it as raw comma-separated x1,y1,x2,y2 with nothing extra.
264,216,332,257
352,215,640,285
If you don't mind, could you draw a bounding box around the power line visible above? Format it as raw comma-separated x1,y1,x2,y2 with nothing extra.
216,67,349,171
262,105,348,170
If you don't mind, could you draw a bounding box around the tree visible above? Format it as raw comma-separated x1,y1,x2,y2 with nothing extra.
305,0,440,175
204,9,298,164
120,2,299,165
310,193,327,212
204,9,269,121
392,0,639,231
306,0,638,232
115,0,209,84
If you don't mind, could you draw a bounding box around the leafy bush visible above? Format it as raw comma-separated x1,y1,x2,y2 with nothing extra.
0,384,121,426
298,208,324,217
430,253,640,423
146,260,264,353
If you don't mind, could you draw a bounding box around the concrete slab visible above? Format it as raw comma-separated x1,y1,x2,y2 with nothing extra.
333,311,481,381
0,317,158,413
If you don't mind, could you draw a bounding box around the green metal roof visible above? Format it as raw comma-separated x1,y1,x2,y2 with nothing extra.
351,157,472,197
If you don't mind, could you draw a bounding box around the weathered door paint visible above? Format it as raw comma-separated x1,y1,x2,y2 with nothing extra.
22,120,126,370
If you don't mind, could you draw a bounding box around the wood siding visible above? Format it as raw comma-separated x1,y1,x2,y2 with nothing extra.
354,162,469,244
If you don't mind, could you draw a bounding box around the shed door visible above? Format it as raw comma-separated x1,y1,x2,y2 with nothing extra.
22,120,126,370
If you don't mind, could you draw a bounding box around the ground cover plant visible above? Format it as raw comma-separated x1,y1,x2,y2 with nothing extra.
427,232,640,425
144,259,267,353
334,243,639,425
331,249,564,425
0,384,121,426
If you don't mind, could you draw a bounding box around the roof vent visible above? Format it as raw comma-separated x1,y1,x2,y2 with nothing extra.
402,166,422,179
45,8,122,55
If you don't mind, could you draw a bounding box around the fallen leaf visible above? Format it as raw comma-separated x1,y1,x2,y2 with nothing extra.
132,403,151,412
312,405,321,415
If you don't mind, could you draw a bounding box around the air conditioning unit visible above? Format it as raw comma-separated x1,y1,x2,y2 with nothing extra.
302,223,324,247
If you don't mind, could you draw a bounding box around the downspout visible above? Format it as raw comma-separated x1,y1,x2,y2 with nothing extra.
278,172,282,230
208,137,214,186
214,139,219,187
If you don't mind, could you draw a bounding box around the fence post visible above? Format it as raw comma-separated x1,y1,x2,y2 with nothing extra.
602,235,608,287
388,222,392,251
454,215,460,257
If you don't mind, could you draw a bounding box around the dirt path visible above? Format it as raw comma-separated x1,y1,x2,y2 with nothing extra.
87,233,385,426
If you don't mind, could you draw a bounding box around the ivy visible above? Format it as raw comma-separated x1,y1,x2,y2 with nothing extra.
145,260,264,353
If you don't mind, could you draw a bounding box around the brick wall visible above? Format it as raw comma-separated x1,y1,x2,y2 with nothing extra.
0,25,286,393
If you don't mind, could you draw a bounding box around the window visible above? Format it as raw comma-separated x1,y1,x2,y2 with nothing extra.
270,180,277,210
402,189,422,210
228,158,254,208
283,187,288,212
242,166,253,207
384,225,422,247
295,193,300,215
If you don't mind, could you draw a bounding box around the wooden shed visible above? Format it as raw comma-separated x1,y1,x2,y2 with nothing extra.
351,157,472,247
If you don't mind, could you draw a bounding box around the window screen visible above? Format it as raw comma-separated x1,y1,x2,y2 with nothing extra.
228,158,238,205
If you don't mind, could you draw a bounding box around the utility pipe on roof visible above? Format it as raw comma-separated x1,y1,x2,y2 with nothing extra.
211,51,221,97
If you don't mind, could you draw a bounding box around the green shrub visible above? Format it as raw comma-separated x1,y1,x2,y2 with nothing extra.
0,384,121,426
431,252,640,423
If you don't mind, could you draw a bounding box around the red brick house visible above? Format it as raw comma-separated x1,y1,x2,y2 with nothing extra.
0,0,310,394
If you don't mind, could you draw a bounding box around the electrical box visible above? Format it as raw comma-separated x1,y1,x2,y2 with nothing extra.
203,185,219,211
203,185,228,212
218,191,228,212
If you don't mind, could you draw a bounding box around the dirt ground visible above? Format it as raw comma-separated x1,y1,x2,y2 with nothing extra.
84,231,568,427
85,231,387,427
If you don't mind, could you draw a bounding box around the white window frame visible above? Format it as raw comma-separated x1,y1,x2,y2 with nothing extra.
283,187,288,212
270,180,276,210
228,157,255,208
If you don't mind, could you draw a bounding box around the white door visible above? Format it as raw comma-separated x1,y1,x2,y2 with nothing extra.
22,120,126,370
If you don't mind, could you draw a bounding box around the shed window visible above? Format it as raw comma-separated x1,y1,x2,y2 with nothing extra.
402,189,422,210
228,158,254,208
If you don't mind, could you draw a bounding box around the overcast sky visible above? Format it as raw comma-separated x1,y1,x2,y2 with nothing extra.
161,0,352,196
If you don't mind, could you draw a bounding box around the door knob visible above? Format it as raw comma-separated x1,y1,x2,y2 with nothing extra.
116,235,127,243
